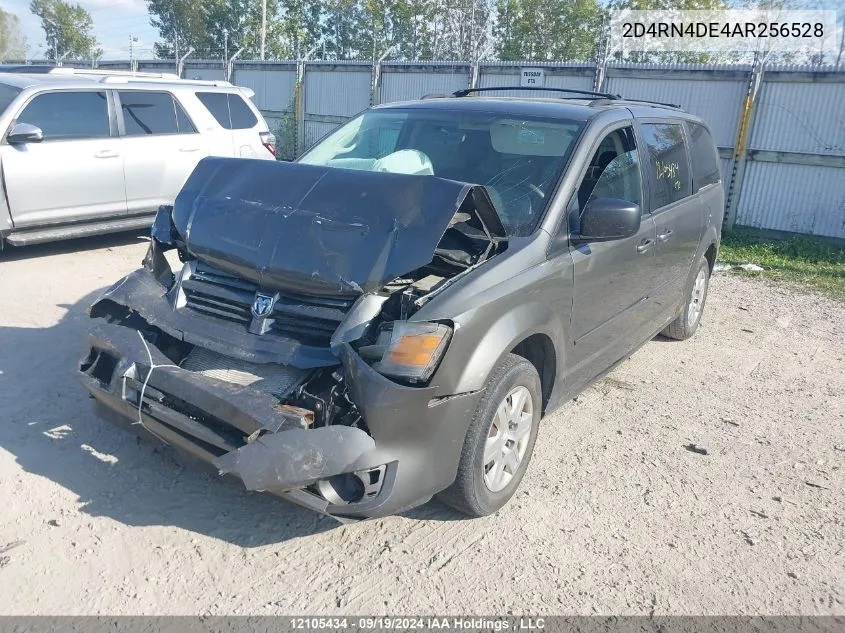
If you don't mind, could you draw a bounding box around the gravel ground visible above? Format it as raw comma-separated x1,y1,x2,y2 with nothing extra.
0,233,842,616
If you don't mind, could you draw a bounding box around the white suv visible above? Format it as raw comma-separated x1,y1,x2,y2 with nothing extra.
0,68,277,247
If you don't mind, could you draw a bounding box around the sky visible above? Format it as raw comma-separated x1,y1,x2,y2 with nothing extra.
4,0,160,60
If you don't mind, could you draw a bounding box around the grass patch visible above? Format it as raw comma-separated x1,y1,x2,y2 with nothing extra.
718,233,845,299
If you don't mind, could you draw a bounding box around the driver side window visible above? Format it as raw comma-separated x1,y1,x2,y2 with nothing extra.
576,127,643,213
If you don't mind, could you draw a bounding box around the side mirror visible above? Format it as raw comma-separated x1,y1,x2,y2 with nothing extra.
576,197,641,242
7,123,44,145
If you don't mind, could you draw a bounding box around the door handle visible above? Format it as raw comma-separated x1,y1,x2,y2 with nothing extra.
658,229,674,243
95,150,119,159
636,239,655,254
179,146,201,153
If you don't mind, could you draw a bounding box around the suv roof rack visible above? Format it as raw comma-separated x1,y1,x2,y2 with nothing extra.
0,66,236,86
45,67,183,80
452,86,622,100
450,86,684,110
98,75,234,88
589,97,683,109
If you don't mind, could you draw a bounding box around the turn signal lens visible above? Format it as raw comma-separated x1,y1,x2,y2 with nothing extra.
374,322,452,383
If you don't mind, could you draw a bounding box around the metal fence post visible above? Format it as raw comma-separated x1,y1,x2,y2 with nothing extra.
724,55,765,231
470,59,481,90
371,47,397,106
593,20,610,92
294,60,306,156
371,59,382,106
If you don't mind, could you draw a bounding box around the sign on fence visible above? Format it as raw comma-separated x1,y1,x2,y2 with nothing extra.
520,68,545,87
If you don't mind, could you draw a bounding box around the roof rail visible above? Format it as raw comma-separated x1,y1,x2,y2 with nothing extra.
98,75,233,87
453,86,622,100
45,67,182,80
590,97,683,109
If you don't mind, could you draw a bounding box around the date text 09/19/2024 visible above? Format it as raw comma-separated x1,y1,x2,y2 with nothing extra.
289,617,548,630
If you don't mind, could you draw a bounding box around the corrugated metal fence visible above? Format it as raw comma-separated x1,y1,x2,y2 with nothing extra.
78,57,845,240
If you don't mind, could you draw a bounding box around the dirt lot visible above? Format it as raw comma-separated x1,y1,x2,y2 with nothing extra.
0,233,842,616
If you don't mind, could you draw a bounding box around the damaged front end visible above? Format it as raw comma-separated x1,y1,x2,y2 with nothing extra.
79,158,504,520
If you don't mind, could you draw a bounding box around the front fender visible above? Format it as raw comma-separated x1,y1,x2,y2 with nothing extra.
415,241,572,401
432,297,563,397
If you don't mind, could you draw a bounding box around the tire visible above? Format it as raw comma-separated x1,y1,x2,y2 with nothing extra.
437,353,542,517
662,258,711,341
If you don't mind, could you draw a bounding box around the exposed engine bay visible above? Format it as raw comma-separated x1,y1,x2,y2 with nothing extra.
81,158,506,514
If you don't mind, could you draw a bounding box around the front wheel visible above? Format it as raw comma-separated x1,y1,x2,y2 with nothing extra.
437,353,541,517
662,258,711,341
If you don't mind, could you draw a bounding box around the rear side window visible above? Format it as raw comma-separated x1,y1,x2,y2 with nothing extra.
640,122,691,209
687,122,721,191
196,92,230,127
119,91,196,136
228,94,258,129
16,91,109,140
197,92,258,130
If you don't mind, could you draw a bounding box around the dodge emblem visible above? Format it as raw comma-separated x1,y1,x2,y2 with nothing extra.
252,293,275,318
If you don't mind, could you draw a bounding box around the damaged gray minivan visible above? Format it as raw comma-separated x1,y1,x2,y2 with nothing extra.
79,89,724,521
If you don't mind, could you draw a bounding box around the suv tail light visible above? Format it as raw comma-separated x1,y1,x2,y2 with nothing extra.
260,131,277,157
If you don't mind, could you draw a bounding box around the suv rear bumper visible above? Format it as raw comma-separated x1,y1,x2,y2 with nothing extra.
79,322,481,521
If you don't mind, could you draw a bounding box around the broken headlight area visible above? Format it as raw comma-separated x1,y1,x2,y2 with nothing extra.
355,321,452,385
142,205,199,291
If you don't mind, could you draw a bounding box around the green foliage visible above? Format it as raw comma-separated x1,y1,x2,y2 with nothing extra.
30,0,100,61
494,0,605,61
148,0,281,60
0,9,27,61
607,0,736,64
718,232,845,299
147,0,496,61
275,110,298,160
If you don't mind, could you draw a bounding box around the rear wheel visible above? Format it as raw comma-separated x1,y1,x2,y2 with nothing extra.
662,258,711,341
437,353,541,517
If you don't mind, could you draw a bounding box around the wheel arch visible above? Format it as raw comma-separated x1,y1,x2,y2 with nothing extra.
436,298,565,415
704,241,718,272
510,333,557,414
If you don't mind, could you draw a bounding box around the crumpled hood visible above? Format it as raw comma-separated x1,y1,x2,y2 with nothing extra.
172,158,505,296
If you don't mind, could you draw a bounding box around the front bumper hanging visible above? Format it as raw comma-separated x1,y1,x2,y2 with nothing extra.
78,322,392,520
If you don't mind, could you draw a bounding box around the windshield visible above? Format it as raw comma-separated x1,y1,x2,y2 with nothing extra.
299,108,584,236
0,83,21,115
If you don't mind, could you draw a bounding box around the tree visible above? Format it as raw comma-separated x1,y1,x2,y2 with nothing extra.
494,0,604,61
147,0,215,59
322,0,366,59
607,0,733,64
30,0,100,61
0,9,27,61
278,0,322,58
431,0,494,60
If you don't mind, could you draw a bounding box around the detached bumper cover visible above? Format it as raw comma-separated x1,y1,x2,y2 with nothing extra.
79,322,482,520
79,323,381,517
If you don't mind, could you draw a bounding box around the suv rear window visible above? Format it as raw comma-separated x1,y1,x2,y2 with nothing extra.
687,122,721,191
197,92,258,130
640,122,691,209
